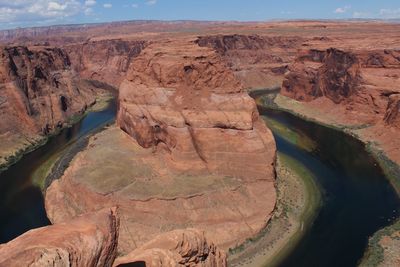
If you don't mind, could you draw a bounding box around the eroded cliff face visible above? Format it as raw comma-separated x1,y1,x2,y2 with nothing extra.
0,207,119,267
0,45,98,165
384,93,400,128
278,46,400,166
281,48,400,125
113,229,226,267
65,39,147,87
196,35,301,89
282,48,360,103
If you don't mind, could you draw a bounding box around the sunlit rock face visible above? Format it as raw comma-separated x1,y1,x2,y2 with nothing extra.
0,207,119,267
113,229,227,267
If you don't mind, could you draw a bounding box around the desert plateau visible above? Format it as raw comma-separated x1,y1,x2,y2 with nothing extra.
0,1,399,267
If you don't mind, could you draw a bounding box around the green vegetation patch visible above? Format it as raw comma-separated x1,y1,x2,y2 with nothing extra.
359,220,400,267
262,116,317,153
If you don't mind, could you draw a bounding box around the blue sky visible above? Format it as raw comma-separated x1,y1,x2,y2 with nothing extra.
1,0,400,30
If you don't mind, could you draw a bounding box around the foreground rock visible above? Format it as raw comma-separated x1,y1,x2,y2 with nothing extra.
0,45,100,167
0,207,119,267
46,38,276,255
113,229,226,267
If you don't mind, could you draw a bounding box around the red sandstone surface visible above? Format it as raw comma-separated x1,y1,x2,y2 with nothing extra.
0,207,119,267
64,39,147,88
281,46,400,163
0,45,101,166
113,229,226,267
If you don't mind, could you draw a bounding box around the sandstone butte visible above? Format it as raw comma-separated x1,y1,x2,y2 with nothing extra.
45,38,277,256
0,20,400,266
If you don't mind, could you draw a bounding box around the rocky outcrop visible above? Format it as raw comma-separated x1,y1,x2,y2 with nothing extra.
113,229,226,267
282,48,361,103
384,93,400,127
196,35,300,53
278,46,400,165
281,48,400,120
0,207,119,267
0,45,99,166
65,40,147,87
196,35,301,89
0,46,96,134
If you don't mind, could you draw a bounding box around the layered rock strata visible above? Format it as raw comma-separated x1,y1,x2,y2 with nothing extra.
65,39,147,87
196,35,301,89
113,229,226,267
0,207,119,267
280,47,400,161
0,45,98,166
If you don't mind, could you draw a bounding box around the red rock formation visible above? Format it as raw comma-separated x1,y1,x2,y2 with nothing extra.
0,207,119,267
118,39,276,179
65,39,147,87
384,93,400,128
196,35,301,89
113,229,226,267
0,45,101,164
45,38,276,255
281,48,400,119
280,47,400,164
282,48,360,103
0,45,96,136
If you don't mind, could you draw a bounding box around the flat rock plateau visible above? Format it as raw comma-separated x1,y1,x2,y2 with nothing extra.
0,20,399,266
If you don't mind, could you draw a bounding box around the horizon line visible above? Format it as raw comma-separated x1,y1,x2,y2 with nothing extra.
1,18,399,32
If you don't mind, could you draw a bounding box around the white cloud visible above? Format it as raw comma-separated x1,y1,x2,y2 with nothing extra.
352,11,371,18
379,8,400,19
84,0,96,7
0,0,82,23
84,7,93,15
132,3,139,8
146,0,157,5
334,5,351,14
103,3,112,8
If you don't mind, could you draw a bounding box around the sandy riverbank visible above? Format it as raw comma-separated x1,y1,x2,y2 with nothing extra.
228,152,321,267
31,93,115,190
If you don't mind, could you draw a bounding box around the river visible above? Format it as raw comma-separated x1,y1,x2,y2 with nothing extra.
0,98,116,243
257,101,400,267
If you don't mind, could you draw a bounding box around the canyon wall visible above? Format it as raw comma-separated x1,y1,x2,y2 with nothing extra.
65,39,147,87
196,34,301,89
0,45,99,166
281,48,400,127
